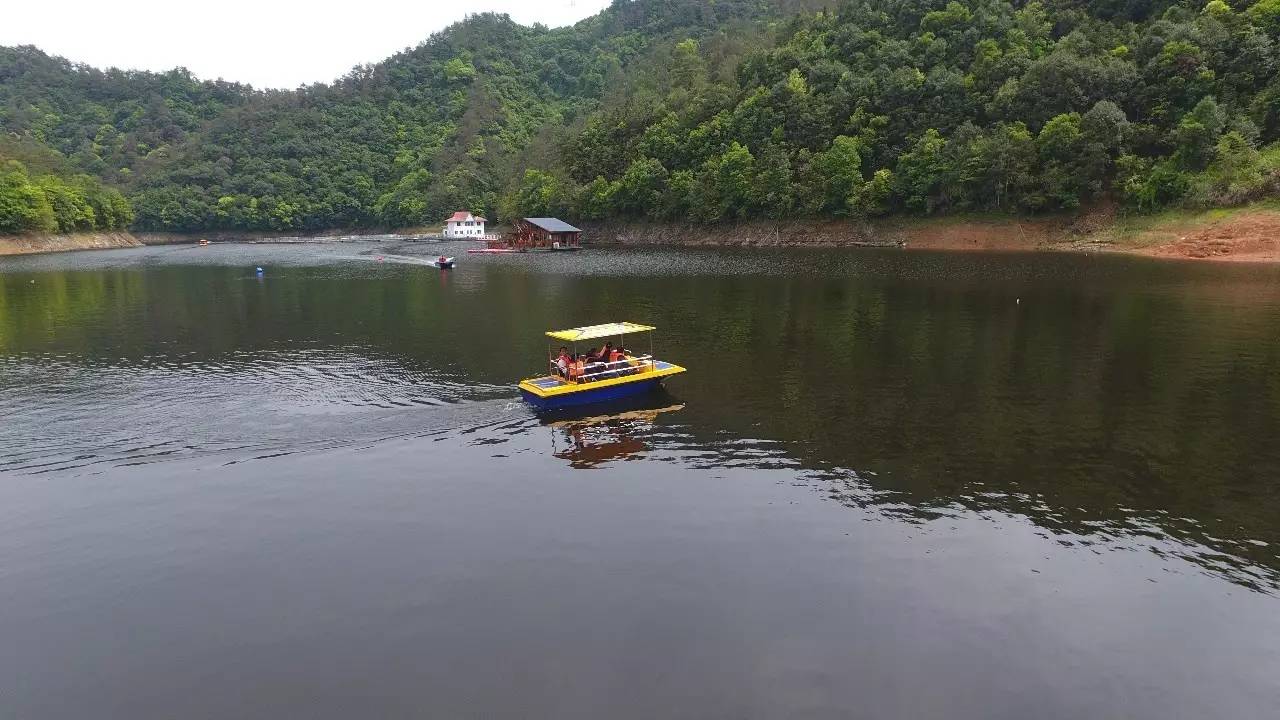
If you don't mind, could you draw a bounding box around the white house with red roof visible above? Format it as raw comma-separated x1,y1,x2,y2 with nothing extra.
443,211,486,239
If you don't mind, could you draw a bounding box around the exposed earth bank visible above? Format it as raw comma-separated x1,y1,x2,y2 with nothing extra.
0,231,145,256
584,204,1280,262
1127,210,1280,262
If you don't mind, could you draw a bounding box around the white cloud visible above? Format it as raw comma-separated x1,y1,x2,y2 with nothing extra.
0,0,614,89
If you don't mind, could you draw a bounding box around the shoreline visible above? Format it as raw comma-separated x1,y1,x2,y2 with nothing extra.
0,229,441,257
4,204,1279,262
582,202,1280,263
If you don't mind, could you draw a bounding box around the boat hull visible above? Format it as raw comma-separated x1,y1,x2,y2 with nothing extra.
520,377,663,410
518,360,684,411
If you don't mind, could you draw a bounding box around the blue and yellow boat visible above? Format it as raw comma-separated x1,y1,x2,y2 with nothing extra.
518,321,686,410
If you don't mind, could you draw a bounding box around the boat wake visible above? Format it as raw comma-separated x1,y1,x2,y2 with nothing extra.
0,351,524,476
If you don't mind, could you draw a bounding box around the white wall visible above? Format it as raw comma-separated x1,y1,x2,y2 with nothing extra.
443,220,484,238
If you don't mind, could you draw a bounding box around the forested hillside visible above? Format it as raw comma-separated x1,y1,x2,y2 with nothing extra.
1,0,797,232
3,0,1280,234
533,0,1280,223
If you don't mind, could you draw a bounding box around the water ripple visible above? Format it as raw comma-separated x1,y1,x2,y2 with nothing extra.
0,349,517,476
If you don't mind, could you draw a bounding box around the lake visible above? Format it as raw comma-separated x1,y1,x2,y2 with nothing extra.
2,241,1279,719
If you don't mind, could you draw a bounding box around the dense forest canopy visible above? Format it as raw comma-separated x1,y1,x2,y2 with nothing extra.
0,136,133,233
2,0,1280,234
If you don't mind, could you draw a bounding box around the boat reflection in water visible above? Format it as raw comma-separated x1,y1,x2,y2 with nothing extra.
542,393,685,469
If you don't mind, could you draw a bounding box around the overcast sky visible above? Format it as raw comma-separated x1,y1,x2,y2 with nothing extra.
0,0,614,89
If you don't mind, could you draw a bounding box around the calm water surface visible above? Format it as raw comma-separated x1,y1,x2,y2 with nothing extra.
2,241,1279,719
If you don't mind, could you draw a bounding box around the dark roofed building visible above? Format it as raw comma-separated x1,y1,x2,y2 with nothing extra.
524,218,581,233
511,217,583,250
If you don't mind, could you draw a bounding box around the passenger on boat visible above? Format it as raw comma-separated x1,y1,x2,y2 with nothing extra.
580,348,603,380
555,347,571,378
609,345,627,372
593,342,620,376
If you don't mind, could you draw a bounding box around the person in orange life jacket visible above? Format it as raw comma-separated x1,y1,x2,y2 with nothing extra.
615,345,635,374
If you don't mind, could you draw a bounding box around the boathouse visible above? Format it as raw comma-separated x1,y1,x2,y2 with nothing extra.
512,217,583,249
443,211,486,238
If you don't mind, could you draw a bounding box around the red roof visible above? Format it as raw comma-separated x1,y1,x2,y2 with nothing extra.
446,211,470,222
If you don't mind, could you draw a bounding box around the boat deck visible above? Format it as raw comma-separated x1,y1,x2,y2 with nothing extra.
519,361,685,400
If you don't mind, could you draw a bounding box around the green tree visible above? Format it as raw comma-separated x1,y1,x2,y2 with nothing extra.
506,169,571,219
691,142,757,221
1197,131,1267,204
754,143,796,219
81,182,133,229
713,142,758,219
894,129,951,213
657,169,696,220
812,135,865,215
921,2,973,34
614,158,669,216
1246,0,1280,34
1037,113,1085,208
578,176,618,220
443,57,477,84
0,162,57,233
1127,159,1192,209
1078,100,1130,195
854,169,894,216
35,176,96,232
375,170,435,227
1174,97,1227,170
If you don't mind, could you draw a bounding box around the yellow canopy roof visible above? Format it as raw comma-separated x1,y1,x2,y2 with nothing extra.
546,321,655,342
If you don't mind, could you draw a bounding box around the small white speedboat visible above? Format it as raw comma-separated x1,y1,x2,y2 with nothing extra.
430,256,456,269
